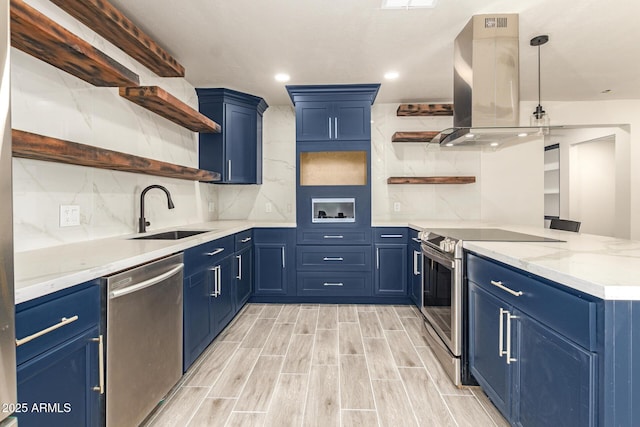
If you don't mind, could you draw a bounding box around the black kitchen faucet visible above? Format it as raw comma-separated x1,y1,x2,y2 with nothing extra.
138,185,175,233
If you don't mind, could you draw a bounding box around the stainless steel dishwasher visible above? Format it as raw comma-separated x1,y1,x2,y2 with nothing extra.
102,252,184,427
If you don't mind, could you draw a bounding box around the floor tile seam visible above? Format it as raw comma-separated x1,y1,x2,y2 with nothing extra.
259,318,293,357
354,311,382,427
182,386,213,427
227,347,275,412
468,392,503,427
201,338,246,392
395,366,427,427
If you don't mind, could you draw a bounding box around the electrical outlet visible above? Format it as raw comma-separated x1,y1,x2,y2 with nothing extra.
60,205,80,227
265,202,272,213
393,202,401,212
208,202,216,213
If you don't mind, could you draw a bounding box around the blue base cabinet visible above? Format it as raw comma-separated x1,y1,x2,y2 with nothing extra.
467,252,599,427
252,228,296,300
234,230,253,308
409,229,422,308
374,228,408,297
15,281,101,427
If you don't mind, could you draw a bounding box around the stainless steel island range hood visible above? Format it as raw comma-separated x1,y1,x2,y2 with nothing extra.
433,14,546,147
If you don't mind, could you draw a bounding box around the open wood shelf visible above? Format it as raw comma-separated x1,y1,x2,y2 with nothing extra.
120,86,221,133
392,131,439,143
387,176,476,185
10,0,139,87
50,0,185,77
396,104,453,116
12,130,220,182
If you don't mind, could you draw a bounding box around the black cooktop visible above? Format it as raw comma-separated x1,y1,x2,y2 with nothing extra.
424,228,564,243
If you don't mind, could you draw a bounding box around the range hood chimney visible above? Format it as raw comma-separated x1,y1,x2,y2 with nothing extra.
434,14,544,147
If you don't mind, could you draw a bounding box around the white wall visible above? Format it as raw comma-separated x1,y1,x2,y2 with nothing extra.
12,0,217,252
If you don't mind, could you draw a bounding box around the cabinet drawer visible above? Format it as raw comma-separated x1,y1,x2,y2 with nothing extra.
297,246,371,271
466,252,598,350
374,227,408,243
16,284,100,366
298,229,371,245
297,272,372,296
185,235,234,273
235,229,253,252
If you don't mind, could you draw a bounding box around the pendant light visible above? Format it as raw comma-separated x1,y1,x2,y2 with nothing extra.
530,34,550,127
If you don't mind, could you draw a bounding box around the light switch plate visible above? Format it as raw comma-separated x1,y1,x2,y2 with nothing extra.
60,205,80,227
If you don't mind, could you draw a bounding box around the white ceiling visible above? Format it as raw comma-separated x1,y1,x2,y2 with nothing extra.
109,0,640,106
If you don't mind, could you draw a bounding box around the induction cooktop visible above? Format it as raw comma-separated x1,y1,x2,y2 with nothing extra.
421,228,564,243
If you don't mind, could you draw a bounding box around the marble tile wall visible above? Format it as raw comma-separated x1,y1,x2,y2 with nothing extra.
12,0,217,252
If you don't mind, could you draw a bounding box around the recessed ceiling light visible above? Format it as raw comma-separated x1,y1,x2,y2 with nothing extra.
382,0,437,9
518,133,528,137
384,71,399,80
274,73,290,82
490,142,499,147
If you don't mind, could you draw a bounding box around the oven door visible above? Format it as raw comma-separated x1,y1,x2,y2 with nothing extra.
421,243,461,357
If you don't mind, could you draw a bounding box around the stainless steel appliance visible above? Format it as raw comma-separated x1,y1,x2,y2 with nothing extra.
102,253,184,427
0,0,16,422
418,228,562,386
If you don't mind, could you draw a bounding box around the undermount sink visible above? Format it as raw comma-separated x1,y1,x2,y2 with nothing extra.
131,230,211,240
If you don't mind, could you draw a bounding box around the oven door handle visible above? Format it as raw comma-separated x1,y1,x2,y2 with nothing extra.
421,244,455,269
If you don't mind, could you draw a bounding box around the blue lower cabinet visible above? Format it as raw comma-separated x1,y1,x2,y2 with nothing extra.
17,326,101,427
297,272,371,296
211,255,236,335
234,246,253,308
253,228,295,297
374,243,408,296
409,231,422,308
183,270,215,371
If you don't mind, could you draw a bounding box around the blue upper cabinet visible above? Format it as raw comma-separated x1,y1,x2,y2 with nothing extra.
197,88,268,184
287,84,380,143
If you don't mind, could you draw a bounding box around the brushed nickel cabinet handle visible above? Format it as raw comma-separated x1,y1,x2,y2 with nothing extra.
506,311,518,364
206,248,225,256
323,257,344,261
499,308,506,358
380,234,403,238
236,255,242,280
323,235,344,239
329,117,332,139
281,247,286,269
91,335,104,394
491,280,523,297
323,282,344,287
16,315,79,346
228,159,232,181
241,237,252,243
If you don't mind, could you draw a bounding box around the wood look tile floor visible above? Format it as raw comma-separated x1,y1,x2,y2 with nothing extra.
144,304,509,427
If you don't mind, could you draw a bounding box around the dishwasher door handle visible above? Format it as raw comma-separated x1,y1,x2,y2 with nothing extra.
109,264,184,299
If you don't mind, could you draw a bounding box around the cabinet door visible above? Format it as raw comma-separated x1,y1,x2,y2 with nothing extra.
296,101,332,141
513,312,597,427
374,244,408,296
234,246,253,310
409,245,422,307
211,256,236,335
334,100,371,140
468,283,511,417
17,327,101,427
183,270,215,371
224,103,258,183
254,243,288,295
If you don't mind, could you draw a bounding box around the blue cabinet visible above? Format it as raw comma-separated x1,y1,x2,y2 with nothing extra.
467,252,598,427
234,246,253,308
295,100,371,142
373,228,408,296
253,228,296,299
183,269,214,370
210,255,235,335
409,229,422,308
15,281,101,427
197,88,268,184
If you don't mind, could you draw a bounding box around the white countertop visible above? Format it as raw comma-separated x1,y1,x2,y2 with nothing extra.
14,219,640,303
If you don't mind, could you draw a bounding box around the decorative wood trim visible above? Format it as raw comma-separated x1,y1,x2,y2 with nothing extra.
387,176,476,185
396,104,453,116
12,130,220,182
392,131,439,142
10,0,139,87
119,86,221,133
49,0,185,77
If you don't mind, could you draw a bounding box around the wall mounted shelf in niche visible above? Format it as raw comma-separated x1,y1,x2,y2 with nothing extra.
10,0,139,87
49,0,185,77
396,103,454,116
387,176,476,184
12,130,220,182
392,131,439,143
120,86,221,133
300,151,367,186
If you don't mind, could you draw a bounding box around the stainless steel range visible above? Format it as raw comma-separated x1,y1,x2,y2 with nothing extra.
418,228,561,386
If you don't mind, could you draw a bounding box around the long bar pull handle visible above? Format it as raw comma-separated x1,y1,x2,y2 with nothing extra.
498,308,506,358
281,247,286,269
228,159,232,181
380,234,403,238
323,282,344,287
411,237,422,243
91,335,104,394
491,280,523,297
16,315,79,346
209,266,219,297
413,250,420,275
506,312,518,364
236,255,242,280
217,265,222,296
329,117,332,139
206,248,225,256
334,117,338,139
323,257,344,261
323,235,344,239
241,237,252,243
376,248,380,269
109,264,184,299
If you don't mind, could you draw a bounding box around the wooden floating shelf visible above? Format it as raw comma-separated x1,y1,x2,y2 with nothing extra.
50,0,185,77
392,131,440,143
387,176,476,185
120,86,221,133
10,0,139,87
397,104,453,116
12,130,220,182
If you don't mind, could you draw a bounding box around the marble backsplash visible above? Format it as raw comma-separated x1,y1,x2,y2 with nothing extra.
12,0,217,252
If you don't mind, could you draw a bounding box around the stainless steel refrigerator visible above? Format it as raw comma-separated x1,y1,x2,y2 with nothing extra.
0,0,17,422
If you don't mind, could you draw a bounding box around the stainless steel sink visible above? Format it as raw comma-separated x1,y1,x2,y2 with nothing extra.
131,230,210,240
